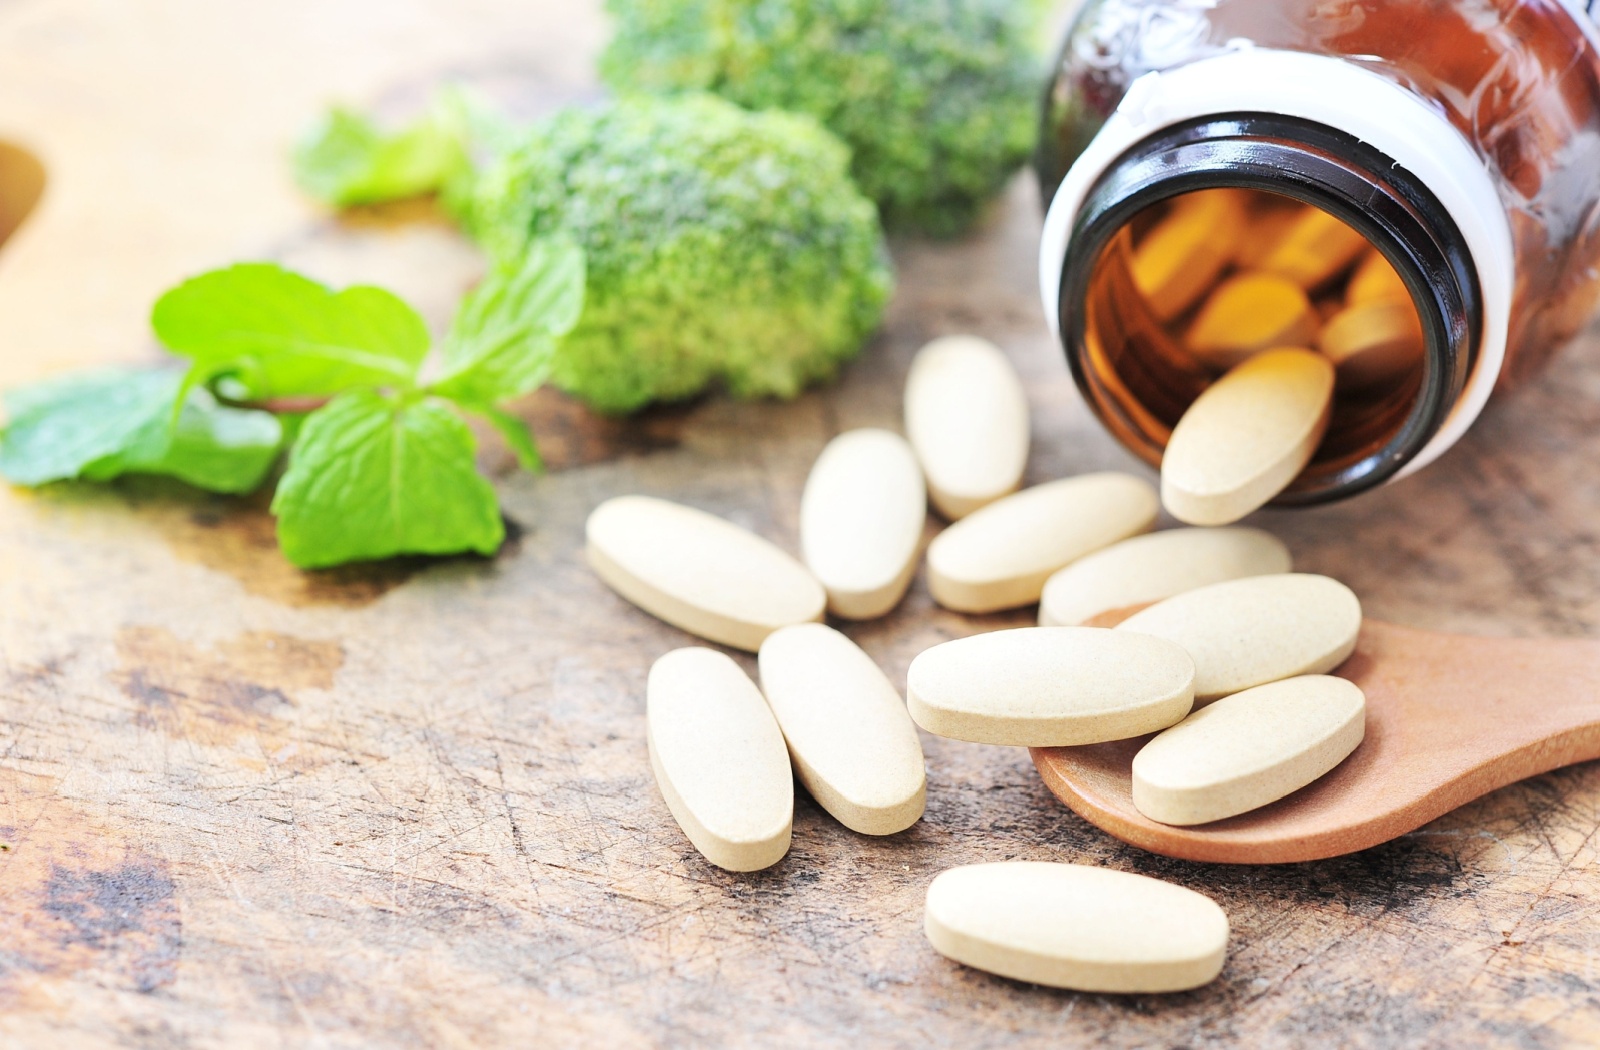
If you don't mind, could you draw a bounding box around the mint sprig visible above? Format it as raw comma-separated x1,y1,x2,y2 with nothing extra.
291,87,517,211
0,236,584,569
292,104,467,208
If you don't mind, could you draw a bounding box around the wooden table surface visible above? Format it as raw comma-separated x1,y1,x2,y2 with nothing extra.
2,2,1599,1046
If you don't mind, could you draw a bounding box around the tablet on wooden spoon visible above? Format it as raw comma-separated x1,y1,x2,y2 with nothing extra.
1033,610,1600,864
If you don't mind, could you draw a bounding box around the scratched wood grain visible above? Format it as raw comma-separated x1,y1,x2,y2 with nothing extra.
1,2,1599,1047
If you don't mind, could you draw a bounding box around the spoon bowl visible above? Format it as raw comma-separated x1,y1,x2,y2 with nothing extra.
1032,618,1600,864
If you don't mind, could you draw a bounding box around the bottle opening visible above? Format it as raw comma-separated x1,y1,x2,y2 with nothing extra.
1057,115,1482,505
1082,188,1425,494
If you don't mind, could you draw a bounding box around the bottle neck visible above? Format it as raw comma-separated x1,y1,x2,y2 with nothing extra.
1055,113,1482,505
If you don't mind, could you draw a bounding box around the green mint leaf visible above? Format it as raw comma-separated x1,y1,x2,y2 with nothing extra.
152,263,430,399
270,390,503,568
430,236,585,405
0,366,281,493
89,386,284,494
469,403,544,473
0,368,177,485
292,103,468,207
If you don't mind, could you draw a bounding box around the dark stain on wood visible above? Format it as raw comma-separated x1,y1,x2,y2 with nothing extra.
161,488,430,608
19,478,434,609
479,388,693,475
0,773,182,1005
39,862,182,994
6,655,65,692
114,626,343,749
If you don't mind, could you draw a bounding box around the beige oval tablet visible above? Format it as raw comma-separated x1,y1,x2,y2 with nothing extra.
906,627,1194,746
1131,189,1249,321
758,624,926,835
927,472,1158,614
1132,674,1367,826
647,648,793,871
924,862,1229,993
904,335,1030,520
1318,299,1424,392
587,495,825,652
1345,248,1409,305
1258,205,1369,290
1185,271,1318,371
800,429,926,620
1117,573,1362,703
1039,527,1292,627
1232,202,1300,270
1161,348,1334,526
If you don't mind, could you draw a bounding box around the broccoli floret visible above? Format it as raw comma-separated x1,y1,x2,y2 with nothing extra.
600,0,1044,236
460,94,893,414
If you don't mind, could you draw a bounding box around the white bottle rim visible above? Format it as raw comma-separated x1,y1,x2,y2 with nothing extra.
1038,47,1514,480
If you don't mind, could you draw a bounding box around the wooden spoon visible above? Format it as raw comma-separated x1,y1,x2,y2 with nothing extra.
1031,616,1600,864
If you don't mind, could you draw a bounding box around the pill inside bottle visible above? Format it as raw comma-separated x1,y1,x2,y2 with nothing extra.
1071,189,1432,506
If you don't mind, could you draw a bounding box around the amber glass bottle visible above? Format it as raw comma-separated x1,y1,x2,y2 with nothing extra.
1036,0,1600,504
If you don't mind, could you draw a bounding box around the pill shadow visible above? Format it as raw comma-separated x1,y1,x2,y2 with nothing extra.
977,766,1495,1015
913,827,1478,1026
